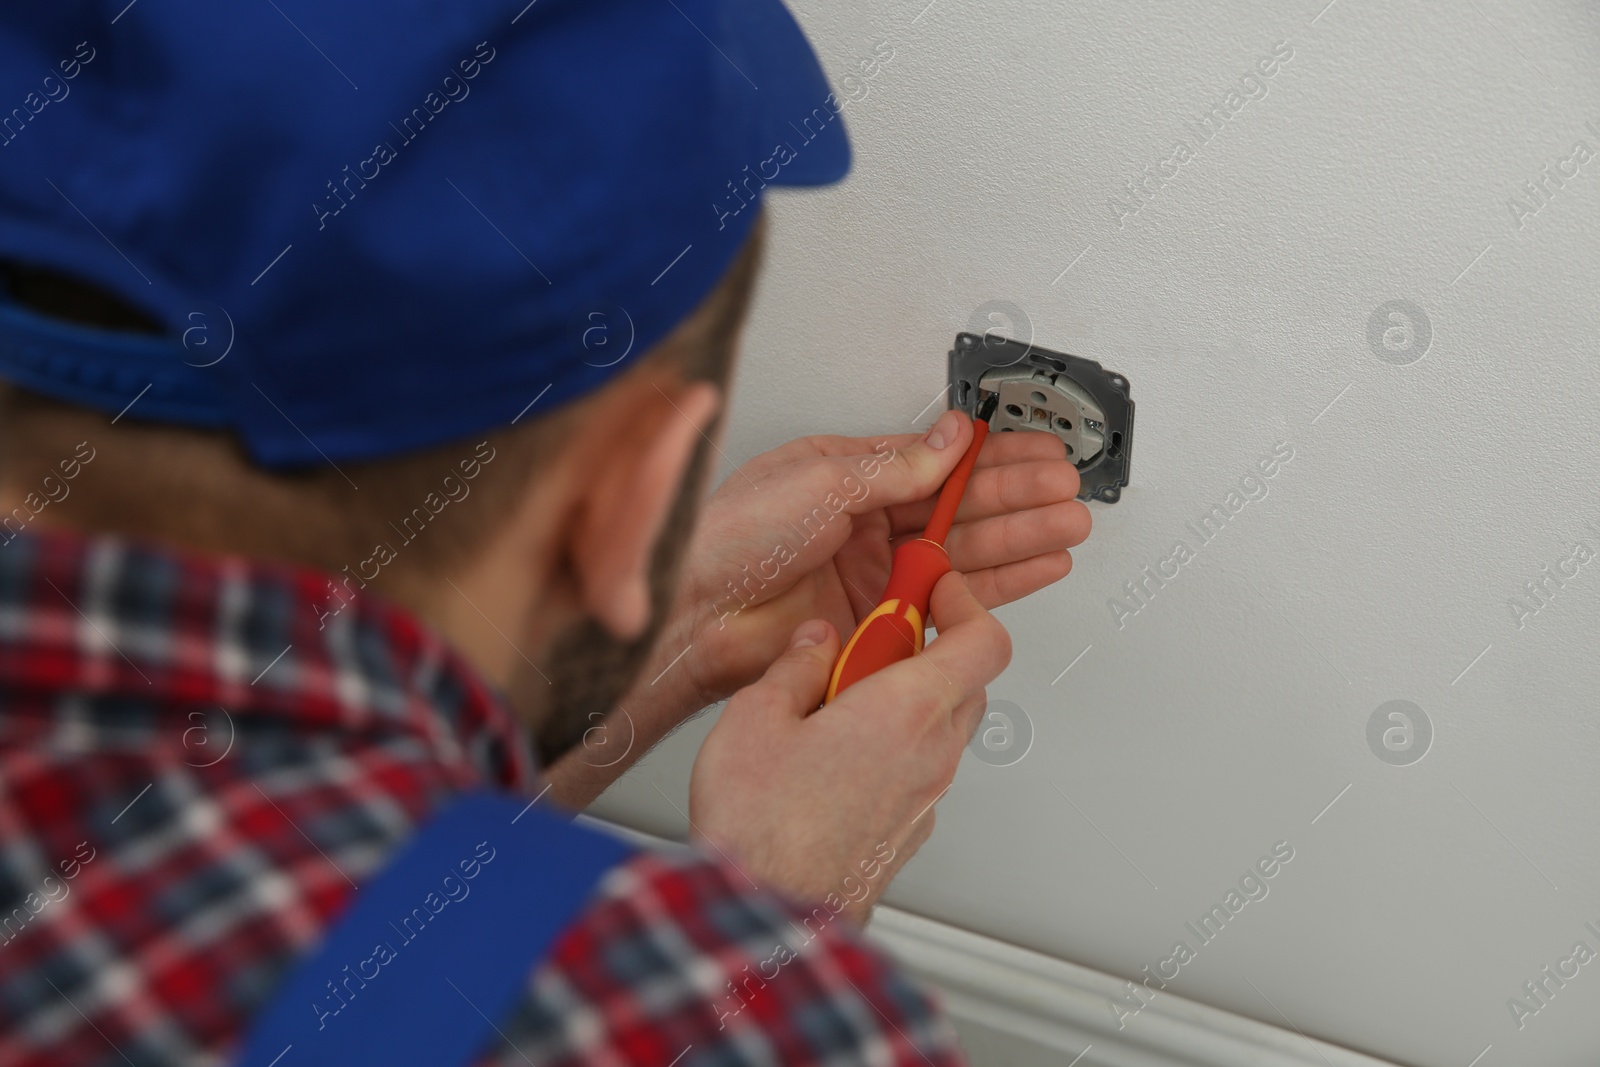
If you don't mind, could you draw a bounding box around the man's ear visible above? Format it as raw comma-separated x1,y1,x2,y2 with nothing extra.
566,376,721,641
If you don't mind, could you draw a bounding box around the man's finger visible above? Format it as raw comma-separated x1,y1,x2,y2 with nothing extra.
730,413,977,541
885,458,1082,537
952,689,990,747
847,409,976,509
960,550,1075,609
734,430,928,483
813,570,1009,737
932,498,1092,570
786,419,1063,468
969,427,1070,468
832,571,1011,722
922,571,1012,699
734,619,841,720
784,412,980,517
762,419,1071,529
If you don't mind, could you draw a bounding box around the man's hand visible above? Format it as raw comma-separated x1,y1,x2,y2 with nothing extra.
547,410,1088,807
668,409,1087,699
687,571,1011,922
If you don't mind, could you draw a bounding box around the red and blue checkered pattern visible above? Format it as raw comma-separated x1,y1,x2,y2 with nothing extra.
0,527,964,1066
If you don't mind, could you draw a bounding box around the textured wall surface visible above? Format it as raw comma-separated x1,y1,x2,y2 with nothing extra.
591,3,1600,1065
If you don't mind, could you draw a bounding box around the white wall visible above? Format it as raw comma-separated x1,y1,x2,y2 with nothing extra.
592,3,1600,1065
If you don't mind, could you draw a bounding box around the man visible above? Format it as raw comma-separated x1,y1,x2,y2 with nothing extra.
0,2,1089,1065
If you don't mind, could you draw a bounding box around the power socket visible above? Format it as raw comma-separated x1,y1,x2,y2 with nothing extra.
948,333,1134,503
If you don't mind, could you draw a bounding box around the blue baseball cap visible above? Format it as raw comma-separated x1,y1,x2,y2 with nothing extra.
0,0,849,467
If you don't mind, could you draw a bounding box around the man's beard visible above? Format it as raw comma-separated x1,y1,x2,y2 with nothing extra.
516,435,713,768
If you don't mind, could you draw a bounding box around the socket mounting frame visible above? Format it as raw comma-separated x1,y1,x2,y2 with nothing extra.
947,332,1134,503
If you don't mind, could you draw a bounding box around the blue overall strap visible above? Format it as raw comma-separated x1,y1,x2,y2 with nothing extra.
233,789,631,1067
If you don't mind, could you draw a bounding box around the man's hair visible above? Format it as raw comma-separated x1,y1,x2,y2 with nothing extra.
0,215,765,581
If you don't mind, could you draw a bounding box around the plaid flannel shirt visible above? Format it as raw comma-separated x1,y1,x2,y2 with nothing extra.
0,526,965,1067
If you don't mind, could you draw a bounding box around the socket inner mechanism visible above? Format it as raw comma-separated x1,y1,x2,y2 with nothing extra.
981,368,1105,463
948,333,1133,503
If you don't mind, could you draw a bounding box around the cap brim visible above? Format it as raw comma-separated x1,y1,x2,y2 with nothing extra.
724,0,851,186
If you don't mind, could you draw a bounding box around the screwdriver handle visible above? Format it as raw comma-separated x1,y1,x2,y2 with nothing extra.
822,408,993,705
823,538,951,703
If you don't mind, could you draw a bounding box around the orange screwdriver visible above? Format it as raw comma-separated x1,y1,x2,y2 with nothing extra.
823,394,998,703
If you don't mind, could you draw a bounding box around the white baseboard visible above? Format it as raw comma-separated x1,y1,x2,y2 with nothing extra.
579,816,1402,1067
866,907,1402,1067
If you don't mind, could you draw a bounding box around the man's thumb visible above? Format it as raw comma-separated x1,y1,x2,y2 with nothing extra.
745,619,840,719
868,409,974,506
